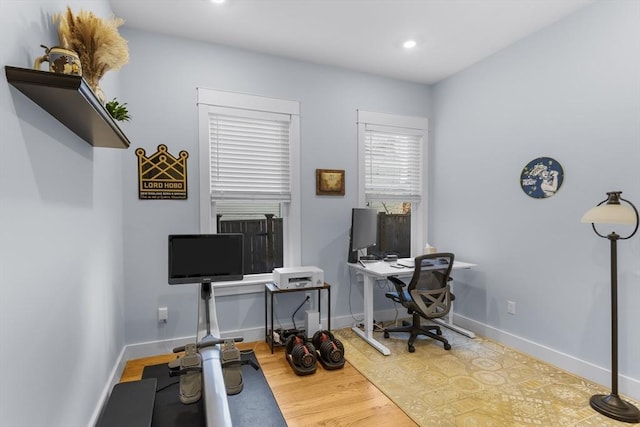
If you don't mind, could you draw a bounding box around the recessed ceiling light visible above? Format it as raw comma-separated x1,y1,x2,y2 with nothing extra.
210,0,226,4
403,39,417,49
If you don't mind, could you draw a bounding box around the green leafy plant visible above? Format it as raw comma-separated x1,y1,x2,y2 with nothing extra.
106,98,131,122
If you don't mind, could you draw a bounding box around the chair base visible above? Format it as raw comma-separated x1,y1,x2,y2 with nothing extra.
383,314,451,352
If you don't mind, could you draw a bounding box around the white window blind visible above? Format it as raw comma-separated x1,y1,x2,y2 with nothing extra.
208,107,291,201
363,123,423,201
215,201,281,219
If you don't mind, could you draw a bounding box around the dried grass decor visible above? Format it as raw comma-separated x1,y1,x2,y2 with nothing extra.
53,6,129,102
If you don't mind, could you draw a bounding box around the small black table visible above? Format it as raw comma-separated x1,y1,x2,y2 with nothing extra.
264,282,331,353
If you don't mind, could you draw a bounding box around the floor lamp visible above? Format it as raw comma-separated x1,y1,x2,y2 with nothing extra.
581,191,640,423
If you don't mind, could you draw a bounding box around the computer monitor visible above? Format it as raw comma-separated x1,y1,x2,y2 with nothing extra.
348,208,378,263
168,234,244,285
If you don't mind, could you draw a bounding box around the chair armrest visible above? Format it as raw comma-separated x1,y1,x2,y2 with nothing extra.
387,276,409,303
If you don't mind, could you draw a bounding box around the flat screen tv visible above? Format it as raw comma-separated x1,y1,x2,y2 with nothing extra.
168,234,244,285
348,208,378,263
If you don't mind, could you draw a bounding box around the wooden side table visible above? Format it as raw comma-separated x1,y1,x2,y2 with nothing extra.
264,282,331,353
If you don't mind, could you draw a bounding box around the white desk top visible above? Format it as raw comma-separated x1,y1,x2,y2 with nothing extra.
348,258,477,278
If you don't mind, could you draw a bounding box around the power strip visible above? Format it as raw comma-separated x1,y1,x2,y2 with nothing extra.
271,328,306,343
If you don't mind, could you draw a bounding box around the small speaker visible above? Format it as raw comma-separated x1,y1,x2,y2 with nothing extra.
305,310,321,339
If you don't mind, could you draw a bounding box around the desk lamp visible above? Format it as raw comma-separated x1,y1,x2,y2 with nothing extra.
581,191,639,423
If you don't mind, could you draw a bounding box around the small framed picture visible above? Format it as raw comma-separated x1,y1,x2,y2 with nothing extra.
316,169,345,196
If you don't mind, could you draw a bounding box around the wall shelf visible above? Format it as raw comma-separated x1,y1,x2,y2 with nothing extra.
5,66,130,149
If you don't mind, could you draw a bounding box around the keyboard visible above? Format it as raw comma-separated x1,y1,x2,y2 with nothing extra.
397,258,414,267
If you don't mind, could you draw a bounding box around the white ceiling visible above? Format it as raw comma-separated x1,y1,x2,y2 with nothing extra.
108,0,594,84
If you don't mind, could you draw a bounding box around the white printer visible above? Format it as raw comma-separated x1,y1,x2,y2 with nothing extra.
273,266,324,289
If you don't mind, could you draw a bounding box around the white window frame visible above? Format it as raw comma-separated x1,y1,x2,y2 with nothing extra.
198,88,301,293
356,110,428,257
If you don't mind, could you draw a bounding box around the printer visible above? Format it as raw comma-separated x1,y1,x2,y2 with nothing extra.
273,266,324,289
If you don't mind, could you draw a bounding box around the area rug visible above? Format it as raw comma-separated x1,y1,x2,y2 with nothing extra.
334,326,639,426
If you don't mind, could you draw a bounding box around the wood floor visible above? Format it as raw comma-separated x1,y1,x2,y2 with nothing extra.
121,340,416,427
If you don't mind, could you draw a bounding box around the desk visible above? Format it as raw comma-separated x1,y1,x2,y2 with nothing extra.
264,282,331,353
348,259,476,356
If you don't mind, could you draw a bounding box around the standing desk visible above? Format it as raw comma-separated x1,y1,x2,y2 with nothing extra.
348,259,477,356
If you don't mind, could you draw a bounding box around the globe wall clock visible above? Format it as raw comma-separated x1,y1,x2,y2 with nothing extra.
520,157,564,199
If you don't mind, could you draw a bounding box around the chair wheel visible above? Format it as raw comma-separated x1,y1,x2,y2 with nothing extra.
444,343,451,350
383,331,389,339
408,345,415,353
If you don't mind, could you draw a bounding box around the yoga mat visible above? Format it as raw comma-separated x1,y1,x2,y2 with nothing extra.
142,351,286,427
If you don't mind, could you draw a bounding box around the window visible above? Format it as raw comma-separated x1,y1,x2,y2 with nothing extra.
356,110,428,257
198,88,301,287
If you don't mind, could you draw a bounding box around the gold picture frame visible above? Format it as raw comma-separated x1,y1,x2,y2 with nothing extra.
316,169,345,196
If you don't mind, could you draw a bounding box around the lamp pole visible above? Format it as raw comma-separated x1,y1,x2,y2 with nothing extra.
583,192,639,423
608,232,619,399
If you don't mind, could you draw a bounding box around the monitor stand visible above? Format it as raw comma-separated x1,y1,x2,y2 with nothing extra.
199,282,215,342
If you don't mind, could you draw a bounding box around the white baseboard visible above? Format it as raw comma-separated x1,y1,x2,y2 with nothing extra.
89,345,128,427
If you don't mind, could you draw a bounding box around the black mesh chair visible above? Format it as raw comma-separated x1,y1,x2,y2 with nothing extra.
383,253,455,352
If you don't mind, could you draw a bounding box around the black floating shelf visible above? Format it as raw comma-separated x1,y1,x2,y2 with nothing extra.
5,66,130,149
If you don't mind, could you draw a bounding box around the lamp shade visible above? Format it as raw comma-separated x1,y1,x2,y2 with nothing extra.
581,203,637,225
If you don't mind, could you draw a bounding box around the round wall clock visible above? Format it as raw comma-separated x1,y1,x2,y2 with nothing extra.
520,157,564,199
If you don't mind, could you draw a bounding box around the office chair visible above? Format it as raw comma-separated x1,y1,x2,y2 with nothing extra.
383,253,455,352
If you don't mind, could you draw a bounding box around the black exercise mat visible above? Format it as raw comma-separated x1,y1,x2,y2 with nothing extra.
142,351,286,427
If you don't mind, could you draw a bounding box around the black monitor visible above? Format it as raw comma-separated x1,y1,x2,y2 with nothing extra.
168,234,244,285
348,208,378,263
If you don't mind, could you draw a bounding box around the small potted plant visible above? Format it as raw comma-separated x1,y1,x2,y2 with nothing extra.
106,98,131,122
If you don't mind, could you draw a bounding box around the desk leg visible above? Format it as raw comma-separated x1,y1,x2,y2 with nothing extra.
351,275,391,356
432,280,476,339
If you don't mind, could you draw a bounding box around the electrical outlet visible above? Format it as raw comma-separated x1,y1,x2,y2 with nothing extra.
305,292,312,304
507,300,516,315
158,306,168,323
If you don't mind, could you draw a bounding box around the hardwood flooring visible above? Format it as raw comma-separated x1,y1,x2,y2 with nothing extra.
121,340,416,427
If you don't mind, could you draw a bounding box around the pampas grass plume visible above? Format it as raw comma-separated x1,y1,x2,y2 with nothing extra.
54,7,129,94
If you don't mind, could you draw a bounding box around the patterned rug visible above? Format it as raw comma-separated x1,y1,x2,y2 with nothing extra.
334,326,640,426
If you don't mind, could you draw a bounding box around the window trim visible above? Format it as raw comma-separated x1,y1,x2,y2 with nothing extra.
356,110,429,257
198,88,301,290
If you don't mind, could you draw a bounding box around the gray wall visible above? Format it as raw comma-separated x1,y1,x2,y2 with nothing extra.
0,1,126,426
118,29,432,346
432,0,639,386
